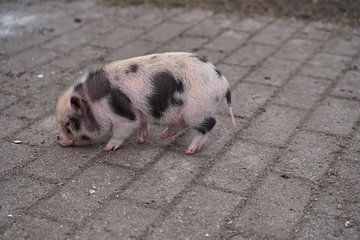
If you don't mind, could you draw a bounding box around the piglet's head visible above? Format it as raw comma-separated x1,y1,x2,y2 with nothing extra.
56,89,94,147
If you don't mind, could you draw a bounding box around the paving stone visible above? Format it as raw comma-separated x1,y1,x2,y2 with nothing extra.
250,19,304,45
148,185,242,240
233,173,312,239
123,152,203,205
245,57,302,86
174,115,244,156
14,115,57,147
202,140,278,194
106,39,159,62
275,131,340,181
125,9,171,29
184,19,224,38
0,142,37,174
273,75,331,109
172,10,212,24
41,28,99,53
343,131,360,162
217,64,250,87
223,43,275,66
141,22,188,43
300,64,343,80
242,104,306,146
229,17,270,33
333,71,360,99
50,45,107,71
32,165,132,224
204,30,249,53
274,38,321,61
0,92,17,110
0,175,53,227
3,84,65,120
297,215,360,240
24,144,101,180
295,21,333,41
193,48,227,64
305,97,360,135
2,47,59,73
309,53,352,69
157,36,208,53
1,215,71,240
323,35,360,57
0,115,28,139
74,199,158,240
92,26,144,49
219,82,276,118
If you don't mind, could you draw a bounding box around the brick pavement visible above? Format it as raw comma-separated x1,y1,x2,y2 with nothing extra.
0,1,359,239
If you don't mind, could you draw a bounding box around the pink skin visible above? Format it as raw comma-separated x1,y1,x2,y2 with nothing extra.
159,119,187,139
57,134,74,147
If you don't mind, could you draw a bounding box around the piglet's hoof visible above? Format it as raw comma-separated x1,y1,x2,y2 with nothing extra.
103,139,123,151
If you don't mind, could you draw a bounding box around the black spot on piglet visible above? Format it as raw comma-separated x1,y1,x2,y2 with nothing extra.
85,68,111,101
147,70,184,118
214,66,222,78
125,64,139,74
108,88,136,121
195,117,216,134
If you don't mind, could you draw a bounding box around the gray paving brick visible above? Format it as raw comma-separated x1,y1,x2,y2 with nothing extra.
297,215,359,240
0,115,28,139
309,53,352,69
0,142,36,174
323,35,360,57
172,10,212,24
273,75,331,109
204,30,250,53
123,152,203,205
125,9,171,29
233,173,312,239
219,82,276,118
106,39,160,62
157,36,208,53
0,92,17,110
217,64,250,87
3,84,65,120
184,18,225,38
305,97,360,135
24,144,100,180
275,131,340,181
14,115,57,147
50,45,107,71
193,48,227,64
92,26,144,49
333,70,360,99
242,104,306,146
223,43,275,66
148,185,242,240
229,17,270,33
295,21,333,41
343,131,360,162
250,19,304,45
300,64,343,80
32,165,132,224
2,47,59,73
174,115,244,156
0,176,53,227
245,57,302,86
202,140,278,194
1,215,71,240
74,199,158,240
141,22,188,43
41,29,98,53
274,38,321,61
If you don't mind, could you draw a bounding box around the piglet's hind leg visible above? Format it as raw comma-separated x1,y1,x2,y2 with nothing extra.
185,116,216,155
160,119,186,139
136,113,149,144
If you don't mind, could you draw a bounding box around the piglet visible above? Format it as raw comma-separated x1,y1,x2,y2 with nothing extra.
56,52,235,154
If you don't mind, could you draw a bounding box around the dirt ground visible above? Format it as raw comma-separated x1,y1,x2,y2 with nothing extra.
103,0,360,25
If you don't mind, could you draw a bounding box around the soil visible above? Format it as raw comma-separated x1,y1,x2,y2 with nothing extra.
102,0,360,26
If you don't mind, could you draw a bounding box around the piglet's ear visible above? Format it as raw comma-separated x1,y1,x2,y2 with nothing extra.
70,96,84,116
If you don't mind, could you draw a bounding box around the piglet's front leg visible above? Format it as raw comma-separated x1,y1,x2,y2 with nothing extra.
104,121,137,151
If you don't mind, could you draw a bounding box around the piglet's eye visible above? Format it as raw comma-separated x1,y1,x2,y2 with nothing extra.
65,122,70,127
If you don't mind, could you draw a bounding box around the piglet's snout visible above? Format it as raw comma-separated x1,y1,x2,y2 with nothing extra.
57,135,74,147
